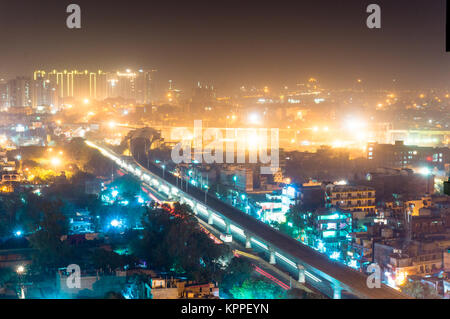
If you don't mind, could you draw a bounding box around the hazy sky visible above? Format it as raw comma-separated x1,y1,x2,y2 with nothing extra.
0,0,448,92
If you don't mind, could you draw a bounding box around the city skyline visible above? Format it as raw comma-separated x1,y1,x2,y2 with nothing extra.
0,0,450,302
0,0,448,92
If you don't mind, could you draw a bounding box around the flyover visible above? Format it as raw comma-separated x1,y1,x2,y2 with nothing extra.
86,140,409,299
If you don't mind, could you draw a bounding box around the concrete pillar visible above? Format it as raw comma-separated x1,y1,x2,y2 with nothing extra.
225,222,231,234
333,285,342,299
297,264,305,283
245,235,252,249
269,249,276,265
208,212,213,225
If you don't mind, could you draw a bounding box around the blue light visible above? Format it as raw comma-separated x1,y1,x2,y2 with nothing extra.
111,190,119,198
137,197,144,204
14,230,23,237
330,251,340,260
286,186,296,198
348,259,358,269
110,219,121,227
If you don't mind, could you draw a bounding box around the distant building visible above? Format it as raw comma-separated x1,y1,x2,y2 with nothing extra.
32,69,156,104
356,168,434,202
189,82,216,113
0,79,9,108
368,141,450,169
300,182,325,210
7,76,32,107
109,69,156,104
183,282,219,299
281,184,301,213
220,166,253,192
0,248,32,269
312,208,352,250
68,209,95,235
254,192,284,223
374,240,445,288
32,72,58,108
325,184,376,214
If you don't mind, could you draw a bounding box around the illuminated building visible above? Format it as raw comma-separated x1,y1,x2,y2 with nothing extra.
32,72,58,108
0,184,14,193
34,69,112,102
281,184,301,213
136,69,157,104
404,196,432,217
368,140,450,169
68,209,95,234
165,80,183,105
374,240,444,288
108,69,156,104
313,208,352,249
325,184,376,214
255,193,284,223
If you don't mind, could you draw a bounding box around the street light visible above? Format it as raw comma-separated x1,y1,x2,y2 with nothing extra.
110,219,120,227
16,265,25,274
50,157,62,167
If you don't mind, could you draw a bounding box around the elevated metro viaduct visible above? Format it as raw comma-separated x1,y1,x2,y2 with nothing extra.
86,140,409,299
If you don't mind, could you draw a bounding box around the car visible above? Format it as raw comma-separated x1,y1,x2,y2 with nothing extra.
220,233,233,243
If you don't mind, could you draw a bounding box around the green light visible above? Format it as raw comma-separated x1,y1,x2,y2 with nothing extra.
323,230,337,238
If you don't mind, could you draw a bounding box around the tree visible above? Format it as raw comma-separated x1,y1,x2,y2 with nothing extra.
286,204,307,234
219,257,253,295
229,277,287,299
131,203,229,282
401,281,440,299
28,201,74,274
91,249,137,274
0,268,18,287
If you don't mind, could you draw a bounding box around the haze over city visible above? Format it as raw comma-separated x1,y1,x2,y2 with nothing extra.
0,0,449,304
0,0,448,91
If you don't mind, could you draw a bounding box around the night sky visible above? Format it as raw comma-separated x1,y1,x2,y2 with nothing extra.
0,0,447,92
